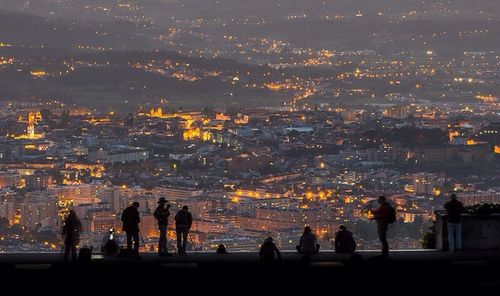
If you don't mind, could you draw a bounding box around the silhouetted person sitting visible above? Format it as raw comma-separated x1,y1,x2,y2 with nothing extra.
334,225,356,254
296,226,320,256
259,237,281,263
102,228,119,256
121,202,141,259
444,193,465,252
62,210,82,263
216,244,228,254
174,205,193,255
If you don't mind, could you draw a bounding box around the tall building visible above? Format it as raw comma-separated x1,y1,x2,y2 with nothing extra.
87,209,118,233
412,173,438,195
124,112,135,127
20,193,58,231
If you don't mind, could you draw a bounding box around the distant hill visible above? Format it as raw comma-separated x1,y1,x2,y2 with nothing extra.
0,10,156,49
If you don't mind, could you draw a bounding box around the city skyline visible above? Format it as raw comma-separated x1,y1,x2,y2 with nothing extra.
0,0,499,254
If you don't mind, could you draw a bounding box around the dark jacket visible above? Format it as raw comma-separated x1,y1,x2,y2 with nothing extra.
174,209,193,229
62,215,82,245
445,199,464,224
121,206,140,232
154,205,170,226
373,202,391,227
259,241,281,262
335,229,356,254
299,232,318,254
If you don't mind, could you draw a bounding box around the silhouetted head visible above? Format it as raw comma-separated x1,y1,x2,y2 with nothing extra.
378,195,386,204
158,197,167,204
132,202,140,209
339,225,347,231
182,205,189,211
217,244,227,254
450,193,457,200
264,237,273,243
67,210,77,219
303,226,312,234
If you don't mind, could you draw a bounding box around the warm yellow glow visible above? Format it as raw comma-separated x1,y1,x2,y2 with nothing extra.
202,131,212,141
14,111,44,139
494,145,500,154
466,139,478,145
150,107,163,118
433,187,442,196
448,131,459,142
215,113,231,121
475,95,498,103
30,70,47,77
183,128,201,141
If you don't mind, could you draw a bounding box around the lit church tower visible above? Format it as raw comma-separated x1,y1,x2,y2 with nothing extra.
27,112,36,139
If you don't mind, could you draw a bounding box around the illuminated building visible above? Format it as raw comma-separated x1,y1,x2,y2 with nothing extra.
412,173,439,196
234,114,249,125
458,191,500,206
47,184,101,205
183,128,201,141
384,106,411,119
150,107,163,118
87,210,117,233
153,186,203,200
124,112,135,127
64,163,105,178
215,113,231,121
88,147,149,164
20,195,58,231
232,187,291,200
30,70,48,78
0,189,22,225
13,112,44,139
182,127,212,141
0,172,22,188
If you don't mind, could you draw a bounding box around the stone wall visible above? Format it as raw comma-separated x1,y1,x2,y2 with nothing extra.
435,211,500,250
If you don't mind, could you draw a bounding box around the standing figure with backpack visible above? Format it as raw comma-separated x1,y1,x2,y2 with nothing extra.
62,210,82,263
174,205,193,255
154,197,172,256
121,202,141,259
371,196,396,259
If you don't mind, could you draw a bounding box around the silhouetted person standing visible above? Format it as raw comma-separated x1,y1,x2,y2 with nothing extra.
259,237,281,263
62,210,82,263
296,226,320,255
372,196,391,259
334,225,356,254
444,194,465,252
121,202,141,258
174,206,192,255
154,197,171,256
